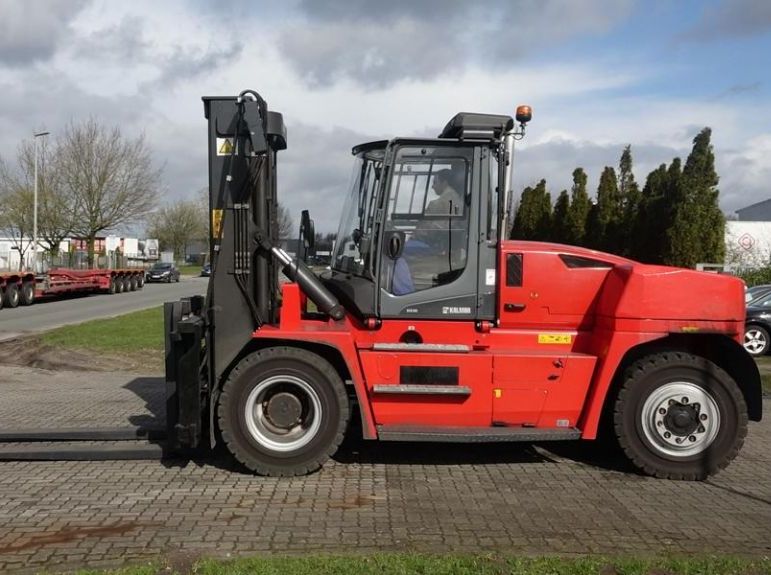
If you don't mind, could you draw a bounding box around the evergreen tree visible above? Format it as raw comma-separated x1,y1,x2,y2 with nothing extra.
566,168,590,246
552,190,571,244
532,179,552,241
511,180,552,240
596,166,623,252
618,145,641,257
683,128,725,264
511,186,535,239
664,158,697,266
632,163,669,263
585,201,601,249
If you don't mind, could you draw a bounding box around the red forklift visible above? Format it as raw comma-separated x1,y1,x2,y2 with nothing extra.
161,89,761,480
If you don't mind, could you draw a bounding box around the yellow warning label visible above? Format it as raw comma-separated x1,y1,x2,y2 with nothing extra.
212,209,223,239
538,333,572,345
217,138,234,156
494,389,502,399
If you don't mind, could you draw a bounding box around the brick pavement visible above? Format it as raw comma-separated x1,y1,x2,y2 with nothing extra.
0,364,769,574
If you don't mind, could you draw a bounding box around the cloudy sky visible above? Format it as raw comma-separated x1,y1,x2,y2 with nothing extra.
1,0,770,233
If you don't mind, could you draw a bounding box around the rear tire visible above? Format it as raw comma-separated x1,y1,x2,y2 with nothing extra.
218,347,350,476
129,276,137,291
115,277,124,293
19,281,35,305
137,275,145,288
613,351,747,480
4,283,19,308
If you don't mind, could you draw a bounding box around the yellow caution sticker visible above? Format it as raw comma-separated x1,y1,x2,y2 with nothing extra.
538,333,572,345
217,137,234,156
212,209,223,239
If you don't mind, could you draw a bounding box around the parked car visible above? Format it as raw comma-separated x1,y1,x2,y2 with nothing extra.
200,263,211,277
744,291,771,355
145,262,180,283
746,284,771,304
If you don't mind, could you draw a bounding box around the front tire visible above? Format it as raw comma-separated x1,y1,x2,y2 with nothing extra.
614,352,747,480
744,325,769,356
218,347,350,476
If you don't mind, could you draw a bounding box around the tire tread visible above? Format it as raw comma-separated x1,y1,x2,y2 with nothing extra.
217,346,350,477
613,351,748,480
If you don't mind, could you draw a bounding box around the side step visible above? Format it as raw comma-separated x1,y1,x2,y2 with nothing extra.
377,425,581,443
0,441,167,461
0,426,166,442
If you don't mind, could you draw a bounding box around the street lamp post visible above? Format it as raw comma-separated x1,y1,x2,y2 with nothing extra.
33,130,49,271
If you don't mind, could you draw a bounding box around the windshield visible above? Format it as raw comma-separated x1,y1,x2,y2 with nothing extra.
152,263,172,270
332,147,384,276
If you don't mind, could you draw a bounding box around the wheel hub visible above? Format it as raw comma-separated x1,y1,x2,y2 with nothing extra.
663,404,700,436
243,375,323,453
265,392,303,429
641,382,721,458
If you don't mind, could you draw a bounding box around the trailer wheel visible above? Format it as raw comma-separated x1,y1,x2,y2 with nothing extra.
4,283,19,308
218,347,350,476
0,288,4,310
613,352,747,480
137,275,144,288
117,277,125,293
19,281,35,305
129,276,138,291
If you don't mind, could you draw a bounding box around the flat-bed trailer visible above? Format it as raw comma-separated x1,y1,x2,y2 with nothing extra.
0,268,145,309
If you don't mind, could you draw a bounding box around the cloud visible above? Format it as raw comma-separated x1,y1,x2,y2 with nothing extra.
278,121,380,232
684,0,771,40
0,0,90,66
280,0,633,88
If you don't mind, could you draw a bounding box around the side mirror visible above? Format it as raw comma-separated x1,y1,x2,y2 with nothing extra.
300,210,315,250
386,231,405,260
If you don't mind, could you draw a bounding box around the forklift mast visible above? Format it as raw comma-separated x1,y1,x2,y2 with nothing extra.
202,92,285,379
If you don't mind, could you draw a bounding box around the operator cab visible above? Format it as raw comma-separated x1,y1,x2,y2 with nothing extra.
323,113,515,323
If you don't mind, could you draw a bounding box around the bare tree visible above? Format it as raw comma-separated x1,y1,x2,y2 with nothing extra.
58,119,160,266
0,158,33,270
14,139,77,257
146,199,205,262
277,202,293,240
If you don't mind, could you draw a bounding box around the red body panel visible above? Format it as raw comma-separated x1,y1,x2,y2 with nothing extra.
252,241,746,441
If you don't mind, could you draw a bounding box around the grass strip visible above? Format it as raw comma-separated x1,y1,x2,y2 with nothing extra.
72,553,771,575
41,306,164,354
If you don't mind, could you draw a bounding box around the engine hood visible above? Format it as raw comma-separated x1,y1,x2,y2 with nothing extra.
596,263,745,322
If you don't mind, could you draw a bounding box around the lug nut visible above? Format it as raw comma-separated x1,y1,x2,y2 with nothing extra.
664,432,671,439
700,414,708,421
657,421,664,427
659,408,666,415
681,397,689,404
689,436,696,442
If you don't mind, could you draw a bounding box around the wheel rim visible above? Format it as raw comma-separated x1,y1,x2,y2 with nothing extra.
243,375,322,452
744,329,767,354
641,381,721,458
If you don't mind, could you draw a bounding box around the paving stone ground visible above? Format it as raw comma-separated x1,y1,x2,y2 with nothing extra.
0,364,769,574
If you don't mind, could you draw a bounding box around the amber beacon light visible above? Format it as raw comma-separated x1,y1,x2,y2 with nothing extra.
515,105,532,125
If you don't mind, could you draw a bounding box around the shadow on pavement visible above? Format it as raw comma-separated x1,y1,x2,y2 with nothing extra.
121,379,638,474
